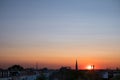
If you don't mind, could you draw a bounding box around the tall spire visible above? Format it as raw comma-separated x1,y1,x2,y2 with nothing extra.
76,59,78,71
36,62,38,70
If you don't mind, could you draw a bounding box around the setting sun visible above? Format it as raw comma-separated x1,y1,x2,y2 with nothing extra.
86,65,93,70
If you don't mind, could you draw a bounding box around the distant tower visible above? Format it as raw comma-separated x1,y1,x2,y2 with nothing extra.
36,62,38,70
92,65,95,70
75,59,78,71
91,65,95,70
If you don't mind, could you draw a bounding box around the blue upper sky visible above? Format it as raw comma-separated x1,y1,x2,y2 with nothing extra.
0,0,120,47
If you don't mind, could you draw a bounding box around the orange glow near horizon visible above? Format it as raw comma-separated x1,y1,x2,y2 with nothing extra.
0,44,120,69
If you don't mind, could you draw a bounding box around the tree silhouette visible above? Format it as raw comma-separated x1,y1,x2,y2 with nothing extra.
36,73,46,80
8,65,24,71
111,75,120,80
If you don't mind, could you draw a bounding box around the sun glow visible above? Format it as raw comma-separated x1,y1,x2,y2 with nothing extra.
86,65,93,70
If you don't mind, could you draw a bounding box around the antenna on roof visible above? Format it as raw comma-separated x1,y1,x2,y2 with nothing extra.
36,62,38,70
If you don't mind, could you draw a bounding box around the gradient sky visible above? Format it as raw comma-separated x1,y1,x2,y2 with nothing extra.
0,0,120,69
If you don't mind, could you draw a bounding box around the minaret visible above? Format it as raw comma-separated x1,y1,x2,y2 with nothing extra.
75,59,78,71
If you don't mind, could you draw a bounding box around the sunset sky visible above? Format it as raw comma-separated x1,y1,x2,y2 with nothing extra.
0,0,120,69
